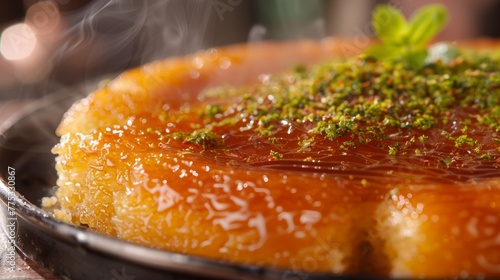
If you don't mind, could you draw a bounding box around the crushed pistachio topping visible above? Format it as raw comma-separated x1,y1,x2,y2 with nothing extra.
163,51,499,167
269,150,284,160
173,129,222,151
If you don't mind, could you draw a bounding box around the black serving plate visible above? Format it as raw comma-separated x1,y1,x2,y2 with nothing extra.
0,87,377,280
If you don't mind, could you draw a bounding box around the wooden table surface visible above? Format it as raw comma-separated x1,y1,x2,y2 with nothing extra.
0,100,58,280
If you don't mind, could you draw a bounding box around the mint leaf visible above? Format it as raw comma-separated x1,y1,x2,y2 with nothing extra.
367,4,449,69
407,4,448,46
372,5,408,45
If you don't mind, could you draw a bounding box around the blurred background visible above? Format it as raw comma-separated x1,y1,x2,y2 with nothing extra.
0,0,499,100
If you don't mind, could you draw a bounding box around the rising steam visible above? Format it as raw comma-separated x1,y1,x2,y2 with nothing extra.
41,0,326,85
50,0,220,84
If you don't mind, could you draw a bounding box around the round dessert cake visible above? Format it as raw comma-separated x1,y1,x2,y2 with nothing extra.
47,37,500,278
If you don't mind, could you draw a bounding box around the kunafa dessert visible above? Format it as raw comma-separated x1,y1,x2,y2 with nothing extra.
47,5,500,278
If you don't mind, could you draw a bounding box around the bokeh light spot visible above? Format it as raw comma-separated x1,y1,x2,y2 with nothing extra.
26,0,61,35
0,23,37,61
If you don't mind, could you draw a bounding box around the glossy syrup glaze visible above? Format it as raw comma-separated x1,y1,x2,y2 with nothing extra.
51,39,500,277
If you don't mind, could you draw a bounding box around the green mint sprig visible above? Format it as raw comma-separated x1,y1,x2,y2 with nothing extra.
366,4,448,68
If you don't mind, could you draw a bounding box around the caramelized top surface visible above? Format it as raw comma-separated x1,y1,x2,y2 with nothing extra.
128,52,500,186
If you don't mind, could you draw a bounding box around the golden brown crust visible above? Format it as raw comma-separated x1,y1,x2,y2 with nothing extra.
52,38,500,277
